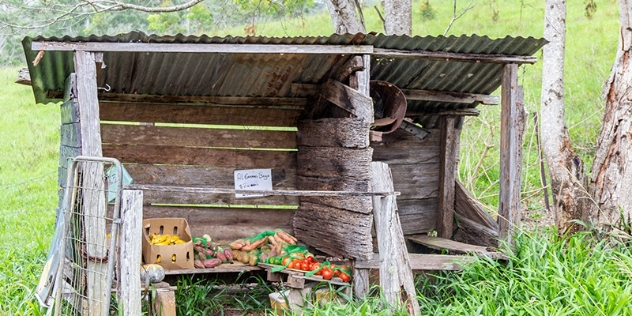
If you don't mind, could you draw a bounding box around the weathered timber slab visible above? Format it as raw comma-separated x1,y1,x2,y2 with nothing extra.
299,196,372,214
141,190,298,207
372,145,440,165
119,190,143,316
98,94,308,106
296,146,372,179
455,181,498,230
297,118,370,148
100,102,302,127
296,176,369,192
101,124,297,149
390,164,440,199
355,253,475,271
398,199,438,234
128,185,395,197
320,79,373,121
61,99,80,124
61,123,81,147
125,164,296,188
164,262,262,275
293,202,373,260
437,116,460,238
453,213,499,248
103,144,297,168
143,205,295,241
371,162,420,316
407,235,507,260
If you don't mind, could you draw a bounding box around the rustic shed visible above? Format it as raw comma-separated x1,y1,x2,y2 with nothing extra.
22,31,545,313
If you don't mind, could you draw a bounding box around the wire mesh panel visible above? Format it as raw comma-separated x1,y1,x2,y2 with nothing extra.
53,156,124,316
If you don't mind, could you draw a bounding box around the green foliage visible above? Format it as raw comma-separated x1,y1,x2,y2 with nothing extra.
419,0,436,21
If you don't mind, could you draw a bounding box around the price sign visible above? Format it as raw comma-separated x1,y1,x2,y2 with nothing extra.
234,169,272,198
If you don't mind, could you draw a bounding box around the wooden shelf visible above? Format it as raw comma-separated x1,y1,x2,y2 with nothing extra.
258,263,351,287
407,235,508,260
163,262,261,275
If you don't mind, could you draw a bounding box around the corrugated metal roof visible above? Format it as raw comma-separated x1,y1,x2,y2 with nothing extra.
22,32,546,119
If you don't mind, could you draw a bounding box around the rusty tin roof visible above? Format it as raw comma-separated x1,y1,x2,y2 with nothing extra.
22,32,546,118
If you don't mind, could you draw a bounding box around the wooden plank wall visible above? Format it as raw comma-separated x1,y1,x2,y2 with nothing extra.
371,128,441,235
99,101,301,242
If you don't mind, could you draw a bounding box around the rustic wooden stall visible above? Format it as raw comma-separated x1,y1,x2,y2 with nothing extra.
21,32,546,314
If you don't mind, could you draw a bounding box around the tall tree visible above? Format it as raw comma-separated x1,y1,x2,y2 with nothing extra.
587,1,632,228
384,0,411,35
326,0,365,34
540,0,590,234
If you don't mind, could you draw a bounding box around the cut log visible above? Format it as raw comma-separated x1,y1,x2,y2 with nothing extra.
297,118,370,148
296,146,372,180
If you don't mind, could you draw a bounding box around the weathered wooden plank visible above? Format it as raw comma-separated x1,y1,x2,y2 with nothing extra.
372,145,440,165
59,145,80,170
33,41,374,54
74,50,106,316
125,164,296,188
60,100,80,124
455,181,498,230
375,127,441,144
372,48,538,64
407,235,506,260
99,102,302,127
61,123,81,147
164,261,262,275
354,253,475,271
498,64,523,243
398,198,437,234
290,83,318,96
128,184,393,197
437,117,460,238
101,124,297,149
103,145,297,168
402,89,499,105
297,118,370,148
453,213,499,248
119,190,143,316
350,54,372,123
98,94,308,106
143,206,295,242
371,162,420,316
296,146,372,179
293,202,373,260
142,190,298,206
321,79,373,121
390,164,440,199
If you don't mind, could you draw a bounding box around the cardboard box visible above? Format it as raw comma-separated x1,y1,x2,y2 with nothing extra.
268,291,289,315
142,218,194,270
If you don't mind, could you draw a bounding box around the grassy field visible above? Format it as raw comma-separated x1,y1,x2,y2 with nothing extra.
0,0,625,314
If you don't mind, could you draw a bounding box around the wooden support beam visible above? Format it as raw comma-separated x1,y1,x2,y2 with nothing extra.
437,117,460,239
335,56,364,82
321,79,373,122
119,190,143,316
126,184,398,197
498,64,524,244
74,51,107,315
32,41,374,54
372,48,538,64
402,89,499,105
371,162,420,316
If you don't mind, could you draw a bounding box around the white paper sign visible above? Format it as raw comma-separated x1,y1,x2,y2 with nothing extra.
234,169,272,198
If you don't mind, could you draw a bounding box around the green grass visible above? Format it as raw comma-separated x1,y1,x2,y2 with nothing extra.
0,0,626,314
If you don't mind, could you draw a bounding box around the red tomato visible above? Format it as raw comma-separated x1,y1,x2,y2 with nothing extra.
339,272,351,282
311,263,322,275
305,256,315,264
301,261,310,271
282,257,291,266
321,268,333,280
290,259,301,269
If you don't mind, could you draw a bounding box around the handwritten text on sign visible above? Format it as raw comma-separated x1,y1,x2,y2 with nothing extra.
234,169,272,198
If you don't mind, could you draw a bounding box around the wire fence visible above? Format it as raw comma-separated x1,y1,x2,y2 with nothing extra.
37,157,124,316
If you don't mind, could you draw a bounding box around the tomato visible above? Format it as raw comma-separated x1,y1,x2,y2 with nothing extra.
338,265,349,273
282,257,291,266
290,259,301,270
301,261,310,271
305,256,315,264
311,263,322,275
339,272,351,282
321,268,333,280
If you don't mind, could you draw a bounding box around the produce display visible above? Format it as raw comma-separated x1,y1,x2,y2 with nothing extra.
146,233,187,246
192,234,234,268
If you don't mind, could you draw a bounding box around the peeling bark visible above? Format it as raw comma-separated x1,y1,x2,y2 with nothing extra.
326,0,366,34
541,0,590,235
587,0,632,228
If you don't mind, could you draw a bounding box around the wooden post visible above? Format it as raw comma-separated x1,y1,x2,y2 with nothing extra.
498,64,524,243
437,116,460,238
371,162,420,316
119,190,143,316
351,54,373,298
74,50,107,314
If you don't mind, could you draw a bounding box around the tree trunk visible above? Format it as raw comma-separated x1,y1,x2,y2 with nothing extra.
384,0,412,35
587,0,632,228
540,0,589,235
326,0,366,34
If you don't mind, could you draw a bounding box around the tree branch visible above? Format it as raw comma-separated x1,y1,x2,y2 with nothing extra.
443,0,476,36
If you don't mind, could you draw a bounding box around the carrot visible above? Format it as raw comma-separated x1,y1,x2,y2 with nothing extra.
241,237,267,252
275,230,296,245
230,239,246,250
